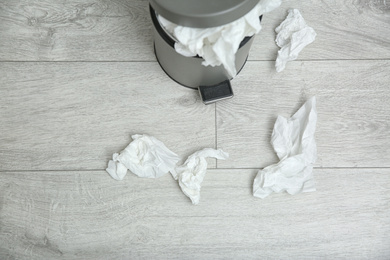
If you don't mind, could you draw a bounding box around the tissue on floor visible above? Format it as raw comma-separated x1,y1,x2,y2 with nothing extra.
275,9,316,72
253,97,317,198
106,134,180,180
158,0,282,78
105,135,230,205
174,148,229,205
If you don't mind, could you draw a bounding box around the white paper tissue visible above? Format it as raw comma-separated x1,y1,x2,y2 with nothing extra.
275,9,316,72
158,0,282,78
174,148,229,205
253,97,317,198
106,134,180,180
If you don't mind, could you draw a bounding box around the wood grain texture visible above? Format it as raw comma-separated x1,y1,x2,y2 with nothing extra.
0,62,215,171
0,169,389,259
0,0,153,61
1,0,390,259
250,0,390,61
0,0,389,61
217,60,390,168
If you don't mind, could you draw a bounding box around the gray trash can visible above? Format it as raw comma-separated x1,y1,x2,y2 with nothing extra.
150,0,261,104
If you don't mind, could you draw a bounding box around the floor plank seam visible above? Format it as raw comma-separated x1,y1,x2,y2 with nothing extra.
247,58,390,62
214,167,390,170
215,102,218,169
1,58,389,63
0,60,158,63
1,166,390,173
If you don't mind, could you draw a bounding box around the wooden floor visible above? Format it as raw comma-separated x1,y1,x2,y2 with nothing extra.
1,0,389,259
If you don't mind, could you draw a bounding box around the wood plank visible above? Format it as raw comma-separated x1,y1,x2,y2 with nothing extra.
217,60,390,168
250,0,390,61
0,0,154,61
0,169,389,259
0,62,215,170
0,0,389,61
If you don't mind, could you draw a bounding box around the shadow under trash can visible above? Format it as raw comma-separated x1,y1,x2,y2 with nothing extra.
149,0,262,104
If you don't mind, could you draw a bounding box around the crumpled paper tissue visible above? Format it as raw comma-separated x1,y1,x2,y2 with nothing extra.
158,0,282,78
173,148,229,205
253,97,317,198
106,135,229,205
275,9,316,72
106,134,180,180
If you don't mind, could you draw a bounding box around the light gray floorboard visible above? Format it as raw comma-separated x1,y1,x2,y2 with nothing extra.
250,0,390,60
1,0,389,61
1,0,390,259
0,62,215,170
0,169,389,259
0,0,153,61
217,60,390,168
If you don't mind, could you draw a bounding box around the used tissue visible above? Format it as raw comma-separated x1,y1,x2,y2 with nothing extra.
105,135,229,205
253,97,317,198
275,9,316,72
158,0,282,78
174,148,229,205
106,134,180,180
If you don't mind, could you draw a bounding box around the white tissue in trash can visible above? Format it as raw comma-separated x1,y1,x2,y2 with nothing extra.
158,0,282,78
106,134,180,180
275,9,317,72
253,97,317,198
174,148,229,205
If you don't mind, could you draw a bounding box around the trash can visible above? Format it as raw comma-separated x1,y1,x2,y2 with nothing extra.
150,0,261,104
